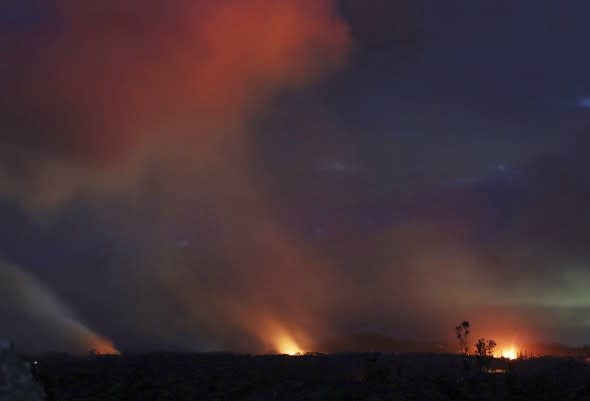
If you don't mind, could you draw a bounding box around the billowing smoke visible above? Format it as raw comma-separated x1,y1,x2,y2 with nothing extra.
0,259,118,354
0,0,349,207
3,0,586,354
0,0,352,352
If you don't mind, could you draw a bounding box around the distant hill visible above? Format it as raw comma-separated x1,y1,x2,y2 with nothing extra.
315,333,456,354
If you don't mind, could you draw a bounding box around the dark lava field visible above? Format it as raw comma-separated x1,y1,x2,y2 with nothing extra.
31,352,590,401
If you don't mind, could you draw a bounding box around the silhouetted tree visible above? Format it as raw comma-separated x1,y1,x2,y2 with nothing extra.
474,338,496,372
475,338,496,357
455,321,470,355
475,338,486,357
486,339,496,356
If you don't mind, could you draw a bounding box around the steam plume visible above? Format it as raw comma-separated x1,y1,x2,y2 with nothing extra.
0,259,118,354
0,0,352,352
0,0,350,207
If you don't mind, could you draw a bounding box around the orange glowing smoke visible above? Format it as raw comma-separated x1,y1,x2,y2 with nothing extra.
0,0,351,208
30,0,351,164
89,336,121,355
251,318,307,355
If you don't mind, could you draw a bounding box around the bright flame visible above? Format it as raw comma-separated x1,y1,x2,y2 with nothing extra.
500,347,518,360
274,333,304,355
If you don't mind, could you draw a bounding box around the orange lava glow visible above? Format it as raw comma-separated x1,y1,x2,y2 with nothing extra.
91,337,121,355
495,346,518,360
274,333,304,355
502,348,518,360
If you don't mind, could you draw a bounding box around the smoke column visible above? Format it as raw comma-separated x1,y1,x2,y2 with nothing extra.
0,0,352,352
0,258,119,354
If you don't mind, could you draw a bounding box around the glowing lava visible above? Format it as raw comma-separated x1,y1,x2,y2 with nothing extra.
274,334,304,355
90,337,121,355
500,347,518,360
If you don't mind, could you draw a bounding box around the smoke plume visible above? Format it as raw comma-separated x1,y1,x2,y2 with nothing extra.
0,0,352,352
0,0,350,207
0,258,118,354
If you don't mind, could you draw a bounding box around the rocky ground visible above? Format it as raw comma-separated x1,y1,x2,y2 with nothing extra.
23,352,590,401
0,339,46,401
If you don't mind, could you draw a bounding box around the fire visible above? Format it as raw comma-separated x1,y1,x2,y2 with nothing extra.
274,333,304,355
502,347,518,360
496,346,518,360
253,317,308,355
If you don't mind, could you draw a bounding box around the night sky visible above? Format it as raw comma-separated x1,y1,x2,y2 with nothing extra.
1,0,590,354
